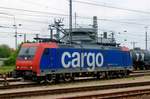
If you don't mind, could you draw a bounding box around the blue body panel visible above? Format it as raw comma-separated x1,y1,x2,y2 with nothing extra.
40,48,132,72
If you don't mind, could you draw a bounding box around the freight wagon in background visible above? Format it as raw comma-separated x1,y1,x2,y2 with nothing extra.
130,48,150,70
15,17,133,83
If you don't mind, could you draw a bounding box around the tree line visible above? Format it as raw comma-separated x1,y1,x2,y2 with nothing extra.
0,44,17,66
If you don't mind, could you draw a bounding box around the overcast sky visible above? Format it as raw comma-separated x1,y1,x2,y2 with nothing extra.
0,0,150,49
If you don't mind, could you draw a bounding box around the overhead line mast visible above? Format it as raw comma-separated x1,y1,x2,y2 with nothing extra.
69,0,72,44
145,26,148,50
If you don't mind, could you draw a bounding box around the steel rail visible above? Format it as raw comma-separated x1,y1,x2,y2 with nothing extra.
1,80,150,98
63,88,150,99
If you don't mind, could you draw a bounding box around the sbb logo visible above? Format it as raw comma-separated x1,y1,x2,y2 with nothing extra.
61,51,104,71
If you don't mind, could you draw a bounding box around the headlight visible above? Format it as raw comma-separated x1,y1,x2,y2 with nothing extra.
29,66,32,69
16,66,20,69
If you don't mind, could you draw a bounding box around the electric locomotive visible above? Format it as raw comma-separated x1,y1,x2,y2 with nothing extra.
15,17,133,83
15,29,133,83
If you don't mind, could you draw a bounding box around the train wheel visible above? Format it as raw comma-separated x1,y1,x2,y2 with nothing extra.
96,72,101,79
96,72,105,79
46,75,55,84
124,70,129,77
105,71,110,79
36,77,45,84
63,73,72,82
100,72,107,79
117,71,123,78
133,65,138,70
139,65,144,70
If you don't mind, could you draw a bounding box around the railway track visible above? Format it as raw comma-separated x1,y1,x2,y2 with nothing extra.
0,78,21,83
0,71,148,98
60,86,150,99
1,78,150,98
0,70,149,90
132,70,150,73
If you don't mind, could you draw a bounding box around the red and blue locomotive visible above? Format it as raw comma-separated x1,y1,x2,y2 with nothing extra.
15,27,133,83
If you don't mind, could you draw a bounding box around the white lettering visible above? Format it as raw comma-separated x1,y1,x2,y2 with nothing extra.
61,52,71,68
96,53,104,67
87,53,95,71
72,52,80,68
61,51,104,71
141,53,145,61
81,53,87,67
136,53,140,62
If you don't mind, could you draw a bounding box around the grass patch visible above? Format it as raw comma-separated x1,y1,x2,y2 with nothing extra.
0,66,15,74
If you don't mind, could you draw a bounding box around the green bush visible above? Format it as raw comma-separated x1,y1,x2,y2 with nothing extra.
4,44,22,66
4,52,17,66
0,45,11,58
3,44,22,66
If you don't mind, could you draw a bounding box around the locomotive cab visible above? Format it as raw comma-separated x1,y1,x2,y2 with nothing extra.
15,44,38,79
15,42,58,79
17,46,37,70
